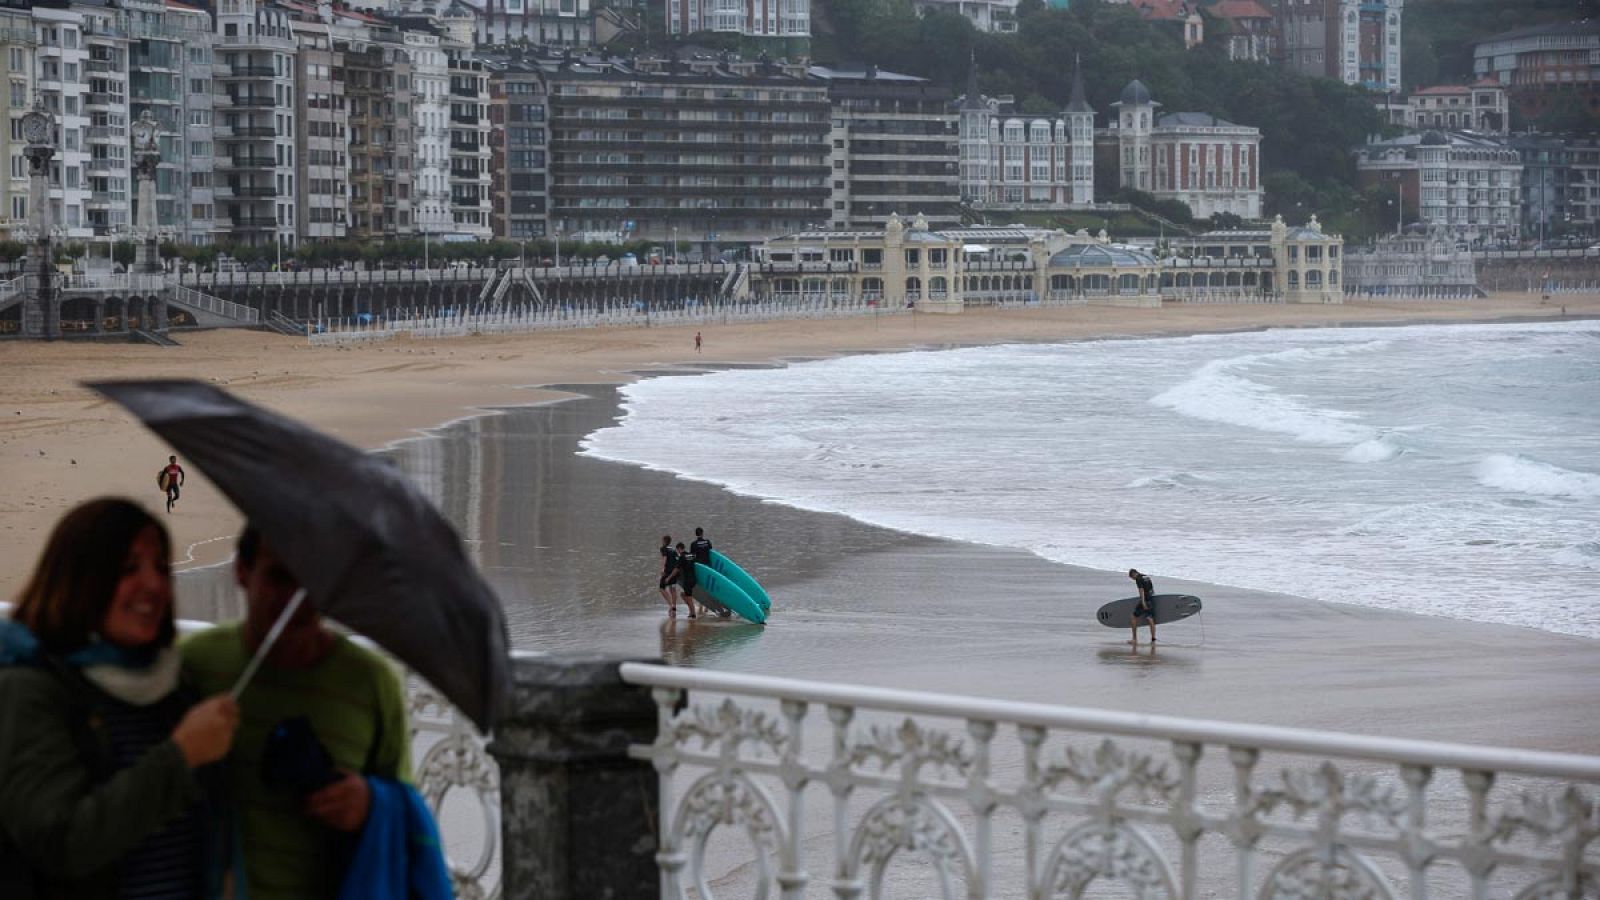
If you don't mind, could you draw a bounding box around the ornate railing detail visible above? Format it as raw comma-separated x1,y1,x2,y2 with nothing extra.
406,674,501,900
620,663,1600,900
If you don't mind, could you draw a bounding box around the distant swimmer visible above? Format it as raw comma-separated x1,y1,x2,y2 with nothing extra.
160,454,185,513
1128,568,1156,645
675,541,699,619
659,535,682,616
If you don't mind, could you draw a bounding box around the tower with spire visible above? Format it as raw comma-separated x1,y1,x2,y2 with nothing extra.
1064,56,1095,206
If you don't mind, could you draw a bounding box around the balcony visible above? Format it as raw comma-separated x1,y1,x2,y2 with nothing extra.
231,216,279,228
450,141,483,153
450,112,481,125
86,60,122,75
85,93,122,109
85,159,121,174
229,185,277,197
87,126,125,141
226,65,277,78
229,96,277,108
229,157,276,169
223,126,277,139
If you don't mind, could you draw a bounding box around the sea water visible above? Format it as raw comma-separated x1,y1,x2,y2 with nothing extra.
581,320,1600,639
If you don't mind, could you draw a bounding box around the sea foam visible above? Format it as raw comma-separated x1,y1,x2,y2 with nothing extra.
1476,454,1600,500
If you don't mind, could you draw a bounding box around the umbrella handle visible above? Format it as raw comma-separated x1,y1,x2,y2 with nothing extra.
230,587,308,699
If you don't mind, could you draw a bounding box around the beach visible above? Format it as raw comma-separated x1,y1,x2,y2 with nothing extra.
3,294,1598,752
7,293,1599,894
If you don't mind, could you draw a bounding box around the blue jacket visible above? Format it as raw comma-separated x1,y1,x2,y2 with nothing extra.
339,777,453,900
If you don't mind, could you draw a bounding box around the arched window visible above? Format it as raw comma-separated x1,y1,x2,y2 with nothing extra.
929,276,948,295
1328,270,1339,285
1118,273,1140,292
1287,271,1299,288
1050,274,1075,290
1306,270,1322,287
905,276,922,298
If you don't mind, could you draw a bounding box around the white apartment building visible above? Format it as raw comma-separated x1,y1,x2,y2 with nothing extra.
666,0,810,41
215,0,300,250
467,0,595,47
446,49,492,239
959,65,1094,208
910,0,1018,33
406,30,451,238
2,7,36,241
1357,131,1522,243
291,18,348,242
34,5,104,244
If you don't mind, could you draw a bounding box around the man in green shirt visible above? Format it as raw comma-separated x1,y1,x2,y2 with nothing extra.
181,527,411,899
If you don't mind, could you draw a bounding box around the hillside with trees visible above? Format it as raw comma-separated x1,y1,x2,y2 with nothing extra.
813,0,1393,236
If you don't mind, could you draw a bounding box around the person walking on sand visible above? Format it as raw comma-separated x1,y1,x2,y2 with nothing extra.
659,535,683,616
161,455,185,513
694,331,702,353
675,541,699,619
1128,568,1156,645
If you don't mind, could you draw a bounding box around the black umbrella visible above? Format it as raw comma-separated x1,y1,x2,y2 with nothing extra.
90,379,511,732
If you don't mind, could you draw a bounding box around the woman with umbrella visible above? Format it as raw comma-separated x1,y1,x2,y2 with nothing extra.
0,497,240,898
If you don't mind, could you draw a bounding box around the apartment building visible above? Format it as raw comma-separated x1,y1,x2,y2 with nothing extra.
290,18,348,242
1406,81,1508,134
1356,130,1522,243
215,0,299,249
447,48,493,238
540,54,830,248
1,3,35,241
810,65,959,230
907,0,1017,34
32,4,103,244
666,0,810,43
470,0,595,48
406,29,450,238
1473,21,1600,126
958,63,1095,209
1508,133,1599,243
1273,0,1402,91
486,54,548,240
126,0,222,246
1103,79,1262,219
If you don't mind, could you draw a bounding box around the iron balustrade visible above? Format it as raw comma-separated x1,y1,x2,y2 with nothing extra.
621,662,1600,900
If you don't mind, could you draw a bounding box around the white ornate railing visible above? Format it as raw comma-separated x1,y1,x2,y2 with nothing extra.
620,662,1600,899
169,284,261,323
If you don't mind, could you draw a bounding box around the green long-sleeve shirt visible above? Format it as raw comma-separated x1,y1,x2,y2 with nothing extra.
181,623,411,900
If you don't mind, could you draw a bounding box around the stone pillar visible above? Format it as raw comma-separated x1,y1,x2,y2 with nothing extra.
23,149,56,340
487,654,660,900
135,156,161,275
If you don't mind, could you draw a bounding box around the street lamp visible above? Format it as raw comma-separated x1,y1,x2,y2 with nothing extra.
672,225,678,262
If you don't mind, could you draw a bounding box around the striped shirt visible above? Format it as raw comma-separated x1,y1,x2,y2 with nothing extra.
181,624,411,900
100,699,204,899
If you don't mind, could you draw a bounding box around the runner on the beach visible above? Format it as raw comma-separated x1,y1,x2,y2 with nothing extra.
1129,568,1156,645
161,455,185,513
659,535,682,615
675,541,699,619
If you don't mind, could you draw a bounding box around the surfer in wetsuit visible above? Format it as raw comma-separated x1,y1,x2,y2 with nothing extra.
161,455,185,513
675,541,699,619
1129,568,1156,645
687,527,728,617
659,535,683,616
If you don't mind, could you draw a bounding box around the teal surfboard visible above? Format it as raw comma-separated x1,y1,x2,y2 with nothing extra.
708,550,771,613
694,563,766,624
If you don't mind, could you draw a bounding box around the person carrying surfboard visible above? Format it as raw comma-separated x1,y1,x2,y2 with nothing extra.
659,535,683,616
675,541,699,619
688,527,730,618
160,455,186,513
1129,568,1156,644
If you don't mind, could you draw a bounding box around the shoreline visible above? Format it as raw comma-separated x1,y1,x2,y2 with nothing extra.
2,293,1597,603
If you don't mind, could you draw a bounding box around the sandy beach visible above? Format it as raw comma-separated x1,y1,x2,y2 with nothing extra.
7,292,1598,895
4,292,1597,602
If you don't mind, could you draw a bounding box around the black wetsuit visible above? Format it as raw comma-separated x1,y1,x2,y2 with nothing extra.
1133,573,1155,620
689,536,713,567
659,546,679,589
677,550,698,596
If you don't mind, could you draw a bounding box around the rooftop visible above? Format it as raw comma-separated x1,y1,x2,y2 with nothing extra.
1205,0,1273,19
1049,243,1158,268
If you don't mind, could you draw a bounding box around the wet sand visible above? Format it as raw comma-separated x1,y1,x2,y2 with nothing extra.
177,382,1600,754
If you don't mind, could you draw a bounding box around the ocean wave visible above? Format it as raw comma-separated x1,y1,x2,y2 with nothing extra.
1342,436,1402,463
1150,356,1372,445
1125,471,1219,490
1475,454,1600,500
1553,542,1600,571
